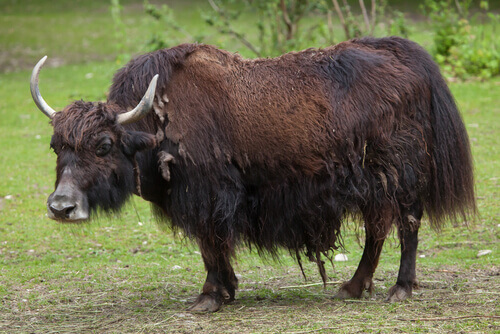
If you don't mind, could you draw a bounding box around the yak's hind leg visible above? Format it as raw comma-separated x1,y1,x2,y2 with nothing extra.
335,213,389,299
386,203,423,302
188,238,238,312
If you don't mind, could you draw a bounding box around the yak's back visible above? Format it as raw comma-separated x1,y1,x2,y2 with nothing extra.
110,40,431,178
163,40,429,176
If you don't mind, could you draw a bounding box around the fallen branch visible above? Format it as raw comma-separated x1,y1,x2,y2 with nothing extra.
435,269,462,274
280,281,342,289
287,328,340,334
287,325,400,334
399,315,500,322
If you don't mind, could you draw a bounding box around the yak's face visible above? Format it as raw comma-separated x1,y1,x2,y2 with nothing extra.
47,102,156,222
30,56,159,222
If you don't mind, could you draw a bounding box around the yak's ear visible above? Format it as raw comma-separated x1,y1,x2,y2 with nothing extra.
122,131,156,155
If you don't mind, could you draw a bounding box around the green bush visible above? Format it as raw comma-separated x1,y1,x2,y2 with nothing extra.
109,0,497,80
131,0,409,58
422,0,500,80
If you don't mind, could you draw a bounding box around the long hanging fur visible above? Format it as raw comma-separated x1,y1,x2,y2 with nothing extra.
101,36,476,282
351,37,476,228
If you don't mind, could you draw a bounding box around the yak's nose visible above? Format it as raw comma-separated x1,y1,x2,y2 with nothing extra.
47,192,89,222
48,198,77,219
47,169,89,222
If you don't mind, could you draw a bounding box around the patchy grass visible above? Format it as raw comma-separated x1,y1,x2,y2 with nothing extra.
0,1,499,333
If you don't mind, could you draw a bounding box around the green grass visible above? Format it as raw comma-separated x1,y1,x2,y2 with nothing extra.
0,1,499,333
0,0,214,72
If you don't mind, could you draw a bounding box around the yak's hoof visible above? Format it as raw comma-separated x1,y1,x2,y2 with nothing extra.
187,293,222,313
386,284,411,302
334,286,357,299
334,279,373,299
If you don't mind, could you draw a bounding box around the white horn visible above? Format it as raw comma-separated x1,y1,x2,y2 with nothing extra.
30,56,57,119
117,74,159,125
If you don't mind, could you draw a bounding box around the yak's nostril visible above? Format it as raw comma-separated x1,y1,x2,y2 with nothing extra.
49,203,76,219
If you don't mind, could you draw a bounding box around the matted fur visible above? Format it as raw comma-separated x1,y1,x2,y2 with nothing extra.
107,37,475,264
49,37,475,305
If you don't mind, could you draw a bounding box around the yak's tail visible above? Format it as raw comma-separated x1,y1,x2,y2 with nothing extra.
353,36,477,227
424,56,477,227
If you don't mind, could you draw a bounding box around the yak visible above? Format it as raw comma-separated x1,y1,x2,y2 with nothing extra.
31,36,476,312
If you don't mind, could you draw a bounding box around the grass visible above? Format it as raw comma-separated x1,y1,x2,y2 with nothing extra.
0,0,499,333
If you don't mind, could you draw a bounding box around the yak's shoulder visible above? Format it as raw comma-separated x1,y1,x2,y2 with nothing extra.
179,44,245,69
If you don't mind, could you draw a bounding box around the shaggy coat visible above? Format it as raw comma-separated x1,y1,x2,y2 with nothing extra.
48,36,475,311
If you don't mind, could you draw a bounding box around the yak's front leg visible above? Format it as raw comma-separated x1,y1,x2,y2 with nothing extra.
188,238,238,312
334,227,385,299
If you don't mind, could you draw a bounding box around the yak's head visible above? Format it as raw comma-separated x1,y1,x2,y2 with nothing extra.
31,56,158,222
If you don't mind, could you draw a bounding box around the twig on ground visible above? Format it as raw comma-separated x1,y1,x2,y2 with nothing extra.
399,315,500,322
287,325,401,334
436,269,462,273
287,328,340,334
280,281,342,289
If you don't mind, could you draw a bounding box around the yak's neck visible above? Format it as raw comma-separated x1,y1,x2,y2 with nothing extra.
125,114,171,209
133,146,169,208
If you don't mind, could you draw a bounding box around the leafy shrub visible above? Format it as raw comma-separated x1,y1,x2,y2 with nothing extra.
201,0,331,57
110,0,499,81
129,0,409,58
422,0,500,79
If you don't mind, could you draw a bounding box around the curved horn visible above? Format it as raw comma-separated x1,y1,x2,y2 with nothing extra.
30,56,57,119
117,74,159,125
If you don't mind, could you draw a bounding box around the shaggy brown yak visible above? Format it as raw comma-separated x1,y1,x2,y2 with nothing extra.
31,36,475,312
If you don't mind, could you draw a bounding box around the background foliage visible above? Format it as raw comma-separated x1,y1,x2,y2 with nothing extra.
130,0,500,79
421,0,500,79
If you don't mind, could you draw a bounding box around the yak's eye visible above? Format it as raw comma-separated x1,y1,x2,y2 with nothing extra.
96,138,113,157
